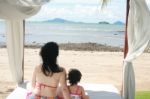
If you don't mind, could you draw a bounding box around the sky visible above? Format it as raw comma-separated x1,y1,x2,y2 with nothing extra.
1,0,150,23
27,0,127,23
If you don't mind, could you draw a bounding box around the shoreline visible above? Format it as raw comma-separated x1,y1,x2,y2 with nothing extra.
0,42,150,52
0,42,124,52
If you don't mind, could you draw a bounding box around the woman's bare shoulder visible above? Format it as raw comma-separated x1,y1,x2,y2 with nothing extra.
78,85,85,91
34,64,42,72
59,66,65,72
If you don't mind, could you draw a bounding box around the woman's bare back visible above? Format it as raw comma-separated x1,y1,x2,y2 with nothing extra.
32,65,65,97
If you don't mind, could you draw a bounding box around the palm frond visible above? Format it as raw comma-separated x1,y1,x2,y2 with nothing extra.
101,0,111,8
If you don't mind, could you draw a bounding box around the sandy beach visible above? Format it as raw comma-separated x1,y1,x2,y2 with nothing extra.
0,48,150,98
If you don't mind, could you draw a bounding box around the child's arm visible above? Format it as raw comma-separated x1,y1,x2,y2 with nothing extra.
81,86,89,99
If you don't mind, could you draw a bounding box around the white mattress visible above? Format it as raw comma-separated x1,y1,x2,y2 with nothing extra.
80,83,122,99
7,83,122,99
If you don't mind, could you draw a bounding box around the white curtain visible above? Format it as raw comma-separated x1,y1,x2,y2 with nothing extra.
0,0,49,84
123,0,150,99
6,20,24,83
0,0,41,20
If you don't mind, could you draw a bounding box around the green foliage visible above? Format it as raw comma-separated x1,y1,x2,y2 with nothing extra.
136,91,150,99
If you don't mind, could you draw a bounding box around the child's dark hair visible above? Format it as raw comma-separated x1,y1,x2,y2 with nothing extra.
68,69,82,85
40,42,62,76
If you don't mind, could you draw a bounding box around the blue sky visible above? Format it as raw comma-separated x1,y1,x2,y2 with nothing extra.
27,0,127,23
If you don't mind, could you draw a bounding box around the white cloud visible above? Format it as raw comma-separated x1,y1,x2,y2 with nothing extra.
146,0,150,10
27,0,126,23
28,4,101,22
146,0,150,4
50,0,100,5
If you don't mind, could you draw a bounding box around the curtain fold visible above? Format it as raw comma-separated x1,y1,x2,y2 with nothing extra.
6,20,24,83
0,0,41,20
6,0,50,6
123,62,135,99
123,0,150,99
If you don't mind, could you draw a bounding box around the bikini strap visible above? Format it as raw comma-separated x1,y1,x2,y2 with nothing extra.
40,83,57,88
68,85,81,95
75,86,80,95
36,82,57,89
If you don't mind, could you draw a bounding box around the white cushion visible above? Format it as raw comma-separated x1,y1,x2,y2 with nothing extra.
7,83,122,99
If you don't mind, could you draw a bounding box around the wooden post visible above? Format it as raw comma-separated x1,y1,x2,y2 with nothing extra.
22,20,25,83
121,0,130,96
124,0,130,58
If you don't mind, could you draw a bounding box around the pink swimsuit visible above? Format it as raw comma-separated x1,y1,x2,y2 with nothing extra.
56,85,82,99
26,82,57,99
69,86,82,99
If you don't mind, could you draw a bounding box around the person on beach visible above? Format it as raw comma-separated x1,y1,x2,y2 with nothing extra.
57,69,89,99
26,42,70,99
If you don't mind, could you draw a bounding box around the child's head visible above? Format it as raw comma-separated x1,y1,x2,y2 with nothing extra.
68,69,82,85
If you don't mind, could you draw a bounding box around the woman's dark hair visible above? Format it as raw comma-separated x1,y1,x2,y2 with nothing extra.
40,42,62,76
68,69,82,85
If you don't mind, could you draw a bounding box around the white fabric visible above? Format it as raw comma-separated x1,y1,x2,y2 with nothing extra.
6,87,27,99
7,83,122,99
0,0,41,20
123,62,135,99
6,20,24,83
0,0,49,83
6,0,50,6
123,0,150,99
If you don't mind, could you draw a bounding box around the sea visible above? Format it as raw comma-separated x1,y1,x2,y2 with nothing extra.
0,21,125,47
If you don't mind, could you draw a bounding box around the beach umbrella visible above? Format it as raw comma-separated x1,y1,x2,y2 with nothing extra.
101,0,150,99
0,0,49,84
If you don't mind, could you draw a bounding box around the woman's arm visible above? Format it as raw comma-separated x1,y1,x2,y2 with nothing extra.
59,69,71,99
31,66,37,90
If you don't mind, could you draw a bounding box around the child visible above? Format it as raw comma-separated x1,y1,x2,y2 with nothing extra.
26,42,70,99
57,69,89,99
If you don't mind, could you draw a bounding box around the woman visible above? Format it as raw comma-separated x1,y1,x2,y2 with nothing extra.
26,42,70,99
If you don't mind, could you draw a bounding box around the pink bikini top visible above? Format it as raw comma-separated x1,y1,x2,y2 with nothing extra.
36,82,57,90
68,86,82,99
26,82,57,99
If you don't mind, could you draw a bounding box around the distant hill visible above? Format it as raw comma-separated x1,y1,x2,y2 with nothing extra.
44,18,77,23
98,21,110,24
26,18,125,25
113,21,125,25
98,21,124,25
